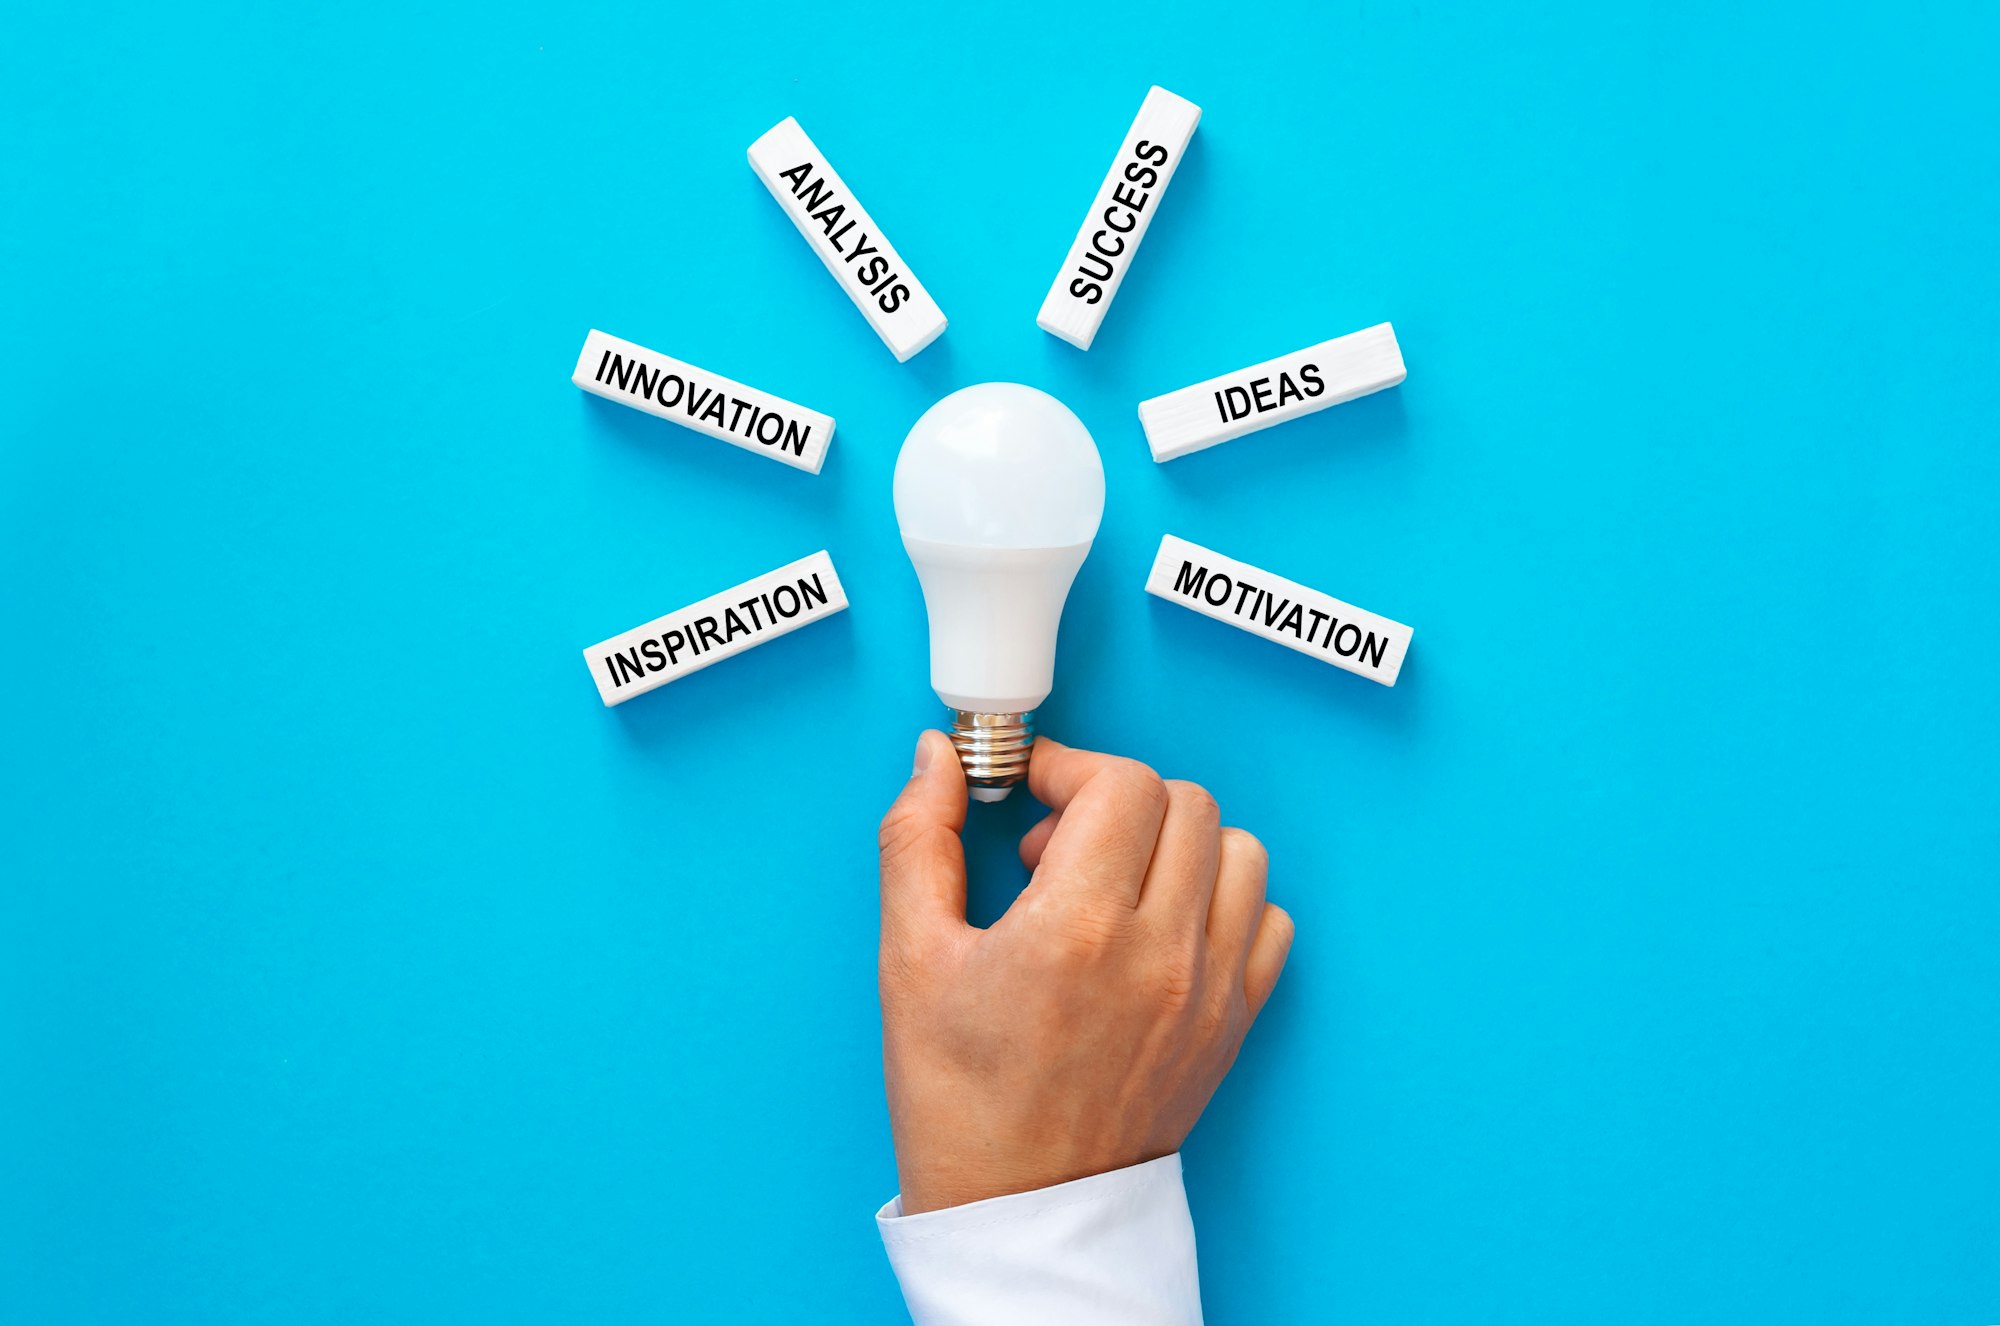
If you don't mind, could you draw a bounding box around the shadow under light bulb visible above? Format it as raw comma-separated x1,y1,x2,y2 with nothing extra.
894,383,1106,803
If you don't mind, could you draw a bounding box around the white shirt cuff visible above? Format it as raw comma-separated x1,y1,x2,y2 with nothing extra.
876,1154,1202,1326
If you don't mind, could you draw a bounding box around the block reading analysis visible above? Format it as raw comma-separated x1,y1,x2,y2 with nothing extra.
770,159,919,316
747,116,946,363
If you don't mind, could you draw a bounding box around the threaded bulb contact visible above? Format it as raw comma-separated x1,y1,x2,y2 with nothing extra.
948,709,1034,802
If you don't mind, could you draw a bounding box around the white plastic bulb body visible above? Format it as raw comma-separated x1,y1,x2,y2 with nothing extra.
894,383,1105,802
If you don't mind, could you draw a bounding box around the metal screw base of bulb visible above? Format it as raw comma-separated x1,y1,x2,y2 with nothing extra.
948,709,1034,801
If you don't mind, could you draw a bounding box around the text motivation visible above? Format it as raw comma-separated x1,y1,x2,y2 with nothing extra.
1144,535,1412,685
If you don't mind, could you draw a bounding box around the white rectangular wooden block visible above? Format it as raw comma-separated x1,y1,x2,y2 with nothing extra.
572,329,835,474
583,551,849,706
1138,322,1406,462
747,116,948,363
1144,535,1412,686
1036,86,1202,351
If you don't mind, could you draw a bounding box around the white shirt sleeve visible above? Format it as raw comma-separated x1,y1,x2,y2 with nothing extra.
875,1154,1202,1326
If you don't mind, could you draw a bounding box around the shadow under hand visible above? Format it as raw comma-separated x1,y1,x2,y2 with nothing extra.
959,783,1041,930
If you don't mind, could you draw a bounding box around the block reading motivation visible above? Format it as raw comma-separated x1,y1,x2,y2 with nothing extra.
1144,535,1411,685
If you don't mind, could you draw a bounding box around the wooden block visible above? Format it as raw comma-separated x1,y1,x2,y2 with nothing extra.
572,329,834,474
1144,535,1411,686
583,551,848,706
1036,86,1202,351
747,116,948,363
1138,323,1406,462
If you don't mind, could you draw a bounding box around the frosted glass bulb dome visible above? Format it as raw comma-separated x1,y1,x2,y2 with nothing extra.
894,384,1105,802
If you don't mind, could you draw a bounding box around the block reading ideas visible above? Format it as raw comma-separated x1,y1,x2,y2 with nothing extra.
1139,323,1406,462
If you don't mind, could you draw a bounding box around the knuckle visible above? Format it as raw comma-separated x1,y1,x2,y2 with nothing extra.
877,936,928,993
1264,902,1296,944
1224,989,1253,1040
1222,826,1269,873
1194,988,1235,1041
877,803,922,859
1149,945,1202,1012
1114,755,1162,784
881,920,965,987
1105,760,1168,816
1044,896,1135,961
1164,779,1220,824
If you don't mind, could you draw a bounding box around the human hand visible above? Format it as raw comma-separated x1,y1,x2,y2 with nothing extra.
876,731,1294,1215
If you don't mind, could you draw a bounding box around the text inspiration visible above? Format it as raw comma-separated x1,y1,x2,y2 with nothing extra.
584,551,849,705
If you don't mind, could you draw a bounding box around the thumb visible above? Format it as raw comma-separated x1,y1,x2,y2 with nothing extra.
878,730,970,940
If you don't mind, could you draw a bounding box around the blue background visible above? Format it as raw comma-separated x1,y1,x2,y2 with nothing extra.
4,2,1996,1321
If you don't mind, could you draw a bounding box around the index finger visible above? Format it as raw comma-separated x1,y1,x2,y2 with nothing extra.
1027,738,1138,811
1021,738,1168,909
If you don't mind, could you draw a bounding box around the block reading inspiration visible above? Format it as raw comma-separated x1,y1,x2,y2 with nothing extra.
1145,535,1411,685
572,330,834,474
748,116,947,362
584,551,848,706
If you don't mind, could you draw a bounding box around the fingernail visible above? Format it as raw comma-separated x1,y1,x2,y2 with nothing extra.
911,732,934,777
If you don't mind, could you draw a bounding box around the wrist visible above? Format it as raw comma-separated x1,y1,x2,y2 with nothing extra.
898,1161,1045,1215
897,1146,1166,1215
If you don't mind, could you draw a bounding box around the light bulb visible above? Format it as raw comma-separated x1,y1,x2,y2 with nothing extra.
894,383,1106,802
